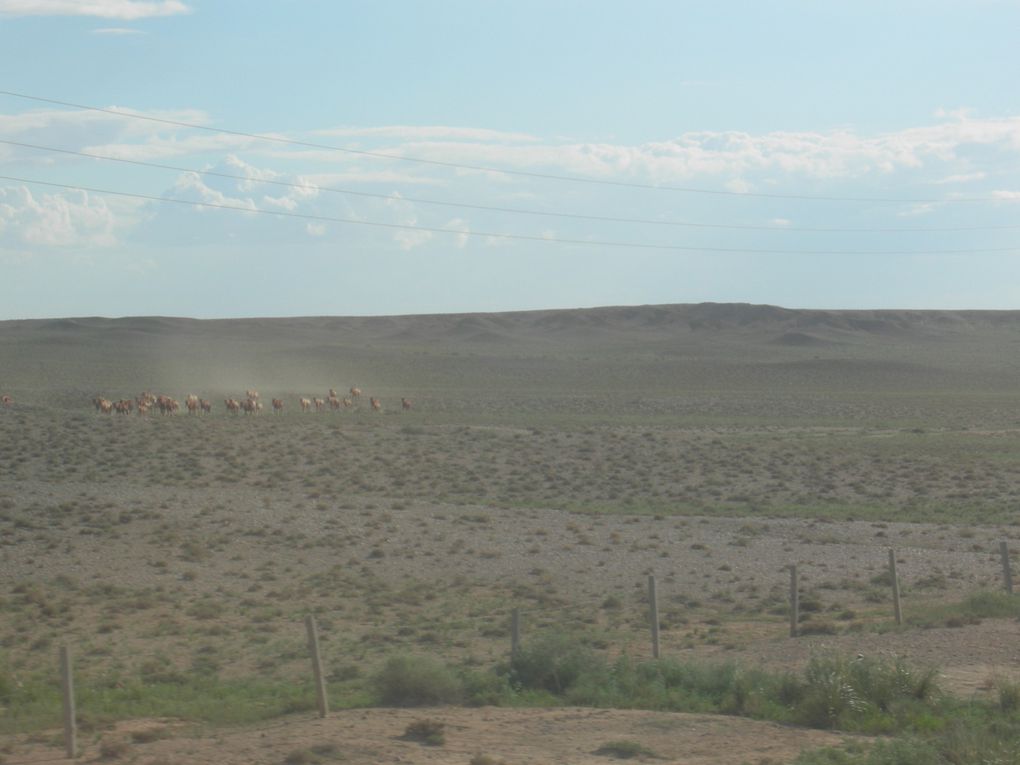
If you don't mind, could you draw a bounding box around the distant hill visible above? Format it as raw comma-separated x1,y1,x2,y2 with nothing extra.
2,303,1020,400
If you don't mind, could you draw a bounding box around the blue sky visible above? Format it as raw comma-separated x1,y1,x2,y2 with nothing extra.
1,0,1019,319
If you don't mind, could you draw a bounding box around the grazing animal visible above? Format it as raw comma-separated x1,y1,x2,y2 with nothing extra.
1,395,11,407
200,399,212,413
156,395,177,415
313,398,326,411
272,398,284,412
329,388,338,399
185,397,199,414
246,390,259,401
401,398,412,411
299,397,312,412
225,398,241,413
350,387,362,398
370,397,382,412
241,398,259,414
342,397,353,408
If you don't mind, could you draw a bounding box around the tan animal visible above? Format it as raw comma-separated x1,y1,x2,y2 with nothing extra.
241,398,259,414
200,399,212,413
246,389,259,401
370,397,382,412
225,398,241,413
328,396,340,410
299,397,312,412
313,398,326,411
185,397,199,414
271,398,284,412
401,398,412,410
350,387,362,398
342,397,352,408
1,395,12,407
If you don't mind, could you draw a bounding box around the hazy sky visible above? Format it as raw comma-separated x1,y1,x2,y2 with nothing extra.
1,0,1019,319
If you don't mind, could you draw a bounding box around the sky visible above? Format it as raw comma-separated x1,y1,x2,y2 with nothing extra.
1,0,1019,319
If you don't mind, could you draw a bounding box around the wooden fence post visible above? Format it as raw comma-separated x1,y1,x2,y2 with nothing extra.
511,608,521,659
60,645,77,759
789,565,799,638
1001,541,1014,595
889,549,902,625
648,575,660,659
305,615,329,718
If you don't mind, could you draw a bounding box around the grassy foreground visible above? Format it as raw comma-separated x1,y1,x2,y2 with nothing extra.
5,646,1020,764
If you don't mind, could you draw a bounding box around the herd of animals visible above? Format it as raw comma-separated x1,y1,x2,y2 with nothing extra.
84,388,412,416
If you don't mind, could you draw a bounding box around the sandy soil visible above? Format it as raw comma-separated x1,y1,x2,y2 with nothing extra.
3,707,856,765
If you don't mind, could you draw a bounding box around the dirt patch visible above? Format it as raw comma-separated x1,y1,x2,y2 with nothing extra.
2,708,854,765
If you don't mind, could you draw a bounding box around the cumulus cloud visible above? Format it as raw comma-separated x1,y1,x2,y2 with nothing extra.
443,217,470,248
385,193,431,251
167,157,319,215
0,0,190,18
0,185,136,247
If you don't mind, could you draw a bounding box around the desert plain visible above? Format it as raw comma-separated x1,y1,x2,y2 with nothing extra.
2,303,1020,764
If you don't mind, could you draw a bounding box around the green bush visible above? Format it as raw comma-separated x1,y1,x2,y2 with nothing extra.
373,655,464,706
510,633,603,694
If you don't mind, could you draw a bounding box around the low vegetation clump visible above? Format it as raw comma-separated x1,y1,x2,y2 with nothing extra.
594,739,660,759
906,589,1020,629
402,718,446,746
373,655,464,706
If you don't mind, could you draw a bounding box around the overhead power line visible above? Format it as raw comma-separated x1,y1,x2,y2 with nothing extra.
0,89,1001,204
3,173,1017,256
2,138,1017,234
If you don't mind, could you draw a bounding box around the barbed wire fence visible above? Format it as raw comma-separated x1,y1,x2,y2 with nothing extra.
44,539,1018,758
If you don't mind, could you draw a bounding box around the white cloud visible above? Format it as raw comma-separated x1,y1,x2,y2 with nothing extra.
897,203,938,218
91,26,144,34
314,125,539,143
171,172,257,212
306,223,326,237
165,157,320,218
385,193,432,251
444,218,470,248
0,185,137,247
0,0,190,18
990,190,1020,202
933,172,987,185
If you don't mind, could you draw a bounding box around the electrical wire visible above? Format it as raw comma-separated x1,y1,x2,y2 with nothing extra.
3,138,1017,234
0,89,1002,204
3,173,1017,256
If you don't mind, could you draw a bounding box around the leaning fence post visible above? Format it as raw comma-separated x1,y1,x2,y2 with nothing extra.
648,575,660,659
510,608,521,659
789,565,799,638
1001,541,1014,595
305,614,329,718
889,549,902,625
60,645,77,759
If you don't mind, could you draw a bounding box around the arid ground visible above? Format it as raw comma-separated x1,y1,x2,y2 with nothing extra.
2,303,1020,764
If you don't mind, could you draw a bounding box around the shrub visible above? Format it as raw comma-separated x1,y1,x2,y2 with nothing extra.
510,632,603,694
402,718,445,746
593,740,658,759
373,656,463,706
